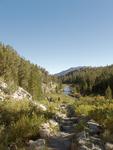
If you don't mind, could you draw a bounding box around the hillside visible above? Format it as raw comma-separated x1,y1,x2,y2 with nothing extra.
0,43,59,100
55,66,86,77
60,65,113,97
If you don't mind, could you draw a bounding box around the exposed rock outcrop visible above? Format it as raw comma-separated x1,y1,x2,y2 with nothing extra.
12,87,32,100
39,119,59,138
0,80,32,101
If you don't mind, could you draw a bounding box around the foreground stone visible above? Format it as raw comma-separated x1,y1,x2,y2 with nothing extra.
105,142,113,150
31,101,47,111
39,120,59,138
8,143,17,150
0,81,8,92
87,120,103,136
76,131,105,150
28,139,46,150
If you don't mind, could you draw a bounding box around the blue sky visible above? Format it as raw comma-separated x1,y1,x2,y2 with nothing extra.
0,0,113,74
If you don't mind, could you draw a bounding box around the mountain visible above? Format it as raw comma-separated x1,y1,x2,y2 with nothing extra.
55,66,86,77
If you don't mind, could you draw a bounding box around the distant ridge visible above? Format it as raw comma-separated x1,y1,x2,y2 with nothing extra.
55,66,86,77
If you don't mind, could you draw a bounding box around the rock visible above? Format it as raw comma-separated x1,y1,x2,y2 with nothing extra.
76,131,88,142
105,142,113,150
12,87,32,100
39,122,50,138
79,145,91,150
74,118,105,150
31,101,47,111
76,132,105,150
0,81,8,96
60,104,67,109
66,105,76,117
0,96,4,101
87,120,103,135
60,125,73,133
0,81,8,91
49,119,59,126
48,137,72,150
37,103,47,111
39,120,59,138
9,143,17,150
0,81,8,101
0,81,33,101
56,112,67,119
63,117,79,123
59,132,75,138
29,139,45,150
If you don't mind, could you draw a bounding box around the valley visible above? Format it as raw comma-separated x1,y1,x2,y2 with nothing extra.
0,44,113,150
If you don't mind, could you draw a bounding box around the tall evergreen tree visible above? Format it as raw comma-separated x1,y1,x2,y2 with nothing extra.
0,43,54,100
105,86,112,99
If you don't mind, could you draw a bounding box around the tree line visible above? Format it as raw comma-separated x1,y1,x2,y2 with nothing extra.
60,66,113,98
0,43,54,100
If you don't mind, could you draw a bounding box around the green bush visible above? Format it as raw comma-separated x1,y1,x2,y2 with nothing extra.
0,100,46,148
74,96,113,142
76,104,95,116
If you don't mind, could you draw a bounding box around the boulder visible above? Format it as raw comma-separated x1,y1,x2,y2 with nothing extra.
87,120,103,135
49,119,59,126
31,101,47,111
76,131,105,150
29,139,45,150
56,112,67,120
105,142,113,150
0,81,7,90
0,81,33,101
37,103,47,111
0,81,8,94
78,137,104,150
12,87,32,100
39,120,59,138
39,122,50,138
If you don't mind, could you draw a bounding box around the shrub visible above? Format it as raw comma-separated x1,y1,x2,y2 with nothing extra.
8,114,44,143
0,100,46,148
76,104,95,116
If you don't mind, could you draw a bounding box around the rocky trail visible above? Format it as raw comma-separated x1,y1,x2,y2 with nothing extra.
46,105,104,150
28,104,108,150
47,117,78,150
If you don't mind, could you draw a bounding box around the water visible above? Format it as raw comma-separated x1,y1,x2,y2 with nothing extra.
64,86,72,95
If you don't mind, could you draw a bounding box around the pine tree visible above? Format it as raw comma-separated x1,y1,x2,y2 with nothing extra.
28,65,42,100
0,43,51,100
105,86,112,99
